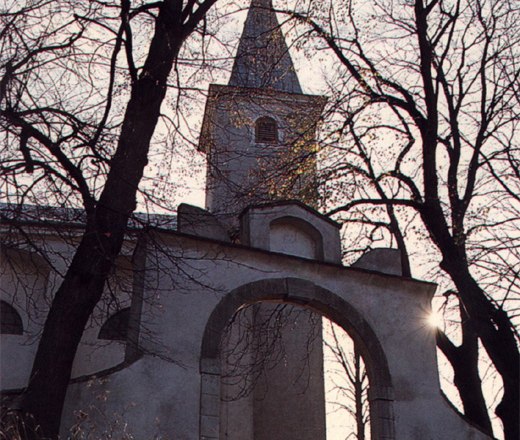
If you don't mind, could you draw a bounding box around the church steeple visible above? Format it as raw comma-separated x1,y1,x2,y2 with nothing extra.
228,0,302,93
198,0,326,230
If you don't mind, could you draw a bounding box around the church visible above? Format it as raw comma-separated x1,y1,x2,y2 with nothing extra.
1,1,492,439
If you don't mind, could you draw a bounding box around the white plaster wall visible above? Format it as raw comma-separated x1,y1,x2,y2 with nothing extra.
241,202,342,263
0,336,38,390
1,236,134,391
63,357,201,439
1,246,53,389
250,304,326,440
219,306,255,440
61,235,490,440
2,231,490,440
269,221,316,259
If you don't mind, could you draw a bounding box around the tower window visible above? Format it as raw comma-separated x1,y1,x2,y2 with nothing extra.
0,301,23,335
255,116,278,143
98,308,130,341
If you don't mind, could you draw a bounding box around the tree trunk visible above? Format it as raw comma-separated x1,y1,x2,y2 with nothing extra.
20,4,185,437
437,305,493,435
20,234,115,438
440,249,519,440
419,193,518,440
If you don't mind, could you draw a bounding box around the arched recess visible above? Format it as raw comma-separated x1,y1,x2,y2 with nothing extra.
98,308,130,341
199,278,395,440
269,216,324,260
0,300,24,335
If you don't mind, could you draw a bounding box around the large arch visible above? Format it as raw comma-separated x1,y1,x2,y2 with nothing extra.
199,278,395,440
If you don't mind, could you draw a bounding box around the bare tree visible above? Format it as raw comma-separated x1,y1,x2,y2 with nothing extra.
0,0,223,437
283,0,519,438
324,321,369,440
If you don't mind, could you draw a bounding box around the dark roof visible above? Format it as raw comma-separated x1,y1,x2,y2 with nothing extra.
0,203,177,230
228,0,302,93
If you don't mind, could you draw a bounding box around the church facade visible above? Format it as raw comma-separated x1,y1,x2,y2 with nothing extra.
1,1,491,439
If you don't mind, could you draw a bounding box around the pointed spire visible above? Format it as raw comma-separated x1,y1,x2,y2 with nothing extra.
228,0,302,93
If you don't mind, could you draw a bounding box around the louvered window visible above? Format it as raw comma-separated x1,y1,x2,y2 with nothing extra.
255,116,278,143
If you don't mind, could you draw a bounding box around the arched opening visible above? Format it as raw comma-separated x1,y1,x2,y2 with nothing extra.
200,278,394,440
255,116,278,144
98,308,130,341
0,301,23,335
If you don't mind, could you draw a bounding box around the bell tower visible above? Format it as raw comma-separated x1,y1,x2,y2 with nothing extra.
198,1,327,439
198,0,326,233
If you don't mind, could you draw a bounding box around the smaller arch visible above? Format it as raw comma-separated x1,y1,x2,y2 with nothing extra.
0,301,23,335
269,216,324,260
255,116,278,143
98,308,130,341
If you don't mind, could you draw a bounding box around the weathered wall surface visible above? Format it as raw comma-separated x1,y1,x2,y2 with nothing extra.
56,232,490,440
2,225,491,440
1,235,134,391
200,85,325,229
1,247,50,390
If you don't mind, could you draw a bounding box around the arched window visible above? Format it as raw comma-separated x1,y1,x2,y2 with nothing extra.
98,308,130,341
0,301,23,335
255,116,278,143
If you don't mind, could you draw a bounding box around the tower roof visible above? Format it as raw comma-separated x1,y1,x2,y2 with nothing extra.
228,0,302,94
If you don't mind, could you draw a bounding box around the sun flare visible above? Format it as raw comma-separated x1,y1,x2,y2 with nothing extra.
427,310,444,328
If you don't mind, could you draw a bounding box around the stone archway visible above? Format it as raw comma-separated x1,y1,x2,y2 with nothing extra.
199,278,395,440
